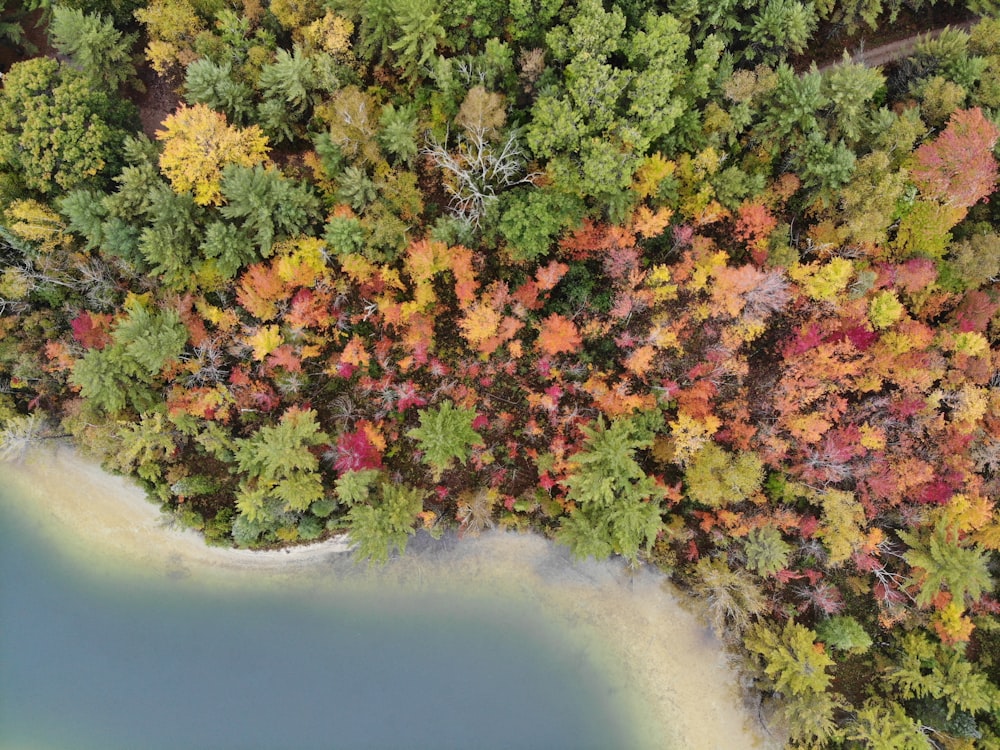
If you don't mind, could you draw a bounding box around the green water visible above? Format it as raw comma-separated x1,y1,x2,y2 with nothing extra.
0,493,635,750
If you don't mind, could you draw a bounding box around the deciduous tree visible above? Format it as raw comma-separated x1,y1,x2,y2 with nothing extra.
156,104,269,206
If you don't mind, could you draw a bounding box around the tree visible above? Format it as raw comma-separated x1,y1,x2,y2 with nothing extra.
423,86,537,227
407,400,484,480
816,615,872,655
684,443,764,508
899,519,993,609
558,416,666,564
497,187,584,261
759,63,826,146
387,0,447,82
744,526,791,576
71,300,188,415
823,56,886,146
107,410,177,487
0,413,50,461
232,407,329,530
136,184,203,288
692,556,767,637
0,57,134,194
183,59,253,125
845,700,933,750
910,107,1000,212
535,313,582,356
134,0,206,76
219,165,320,253
49,6,137,90
378,103,419,165
258,46,317,115
745,0,816,65
745,619,835,696
346,480,426,564
156,104,269,206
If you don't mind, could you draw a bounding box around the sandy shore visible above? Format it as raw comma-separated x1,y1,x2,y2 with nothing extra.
0,443,781,750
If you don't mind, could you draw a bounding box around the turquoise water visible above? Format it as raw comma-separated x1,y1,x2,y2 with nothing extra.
0,495,634,750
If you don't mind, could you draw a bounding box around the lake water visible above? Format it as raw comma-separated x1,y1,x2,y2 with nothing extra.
0,446,769,750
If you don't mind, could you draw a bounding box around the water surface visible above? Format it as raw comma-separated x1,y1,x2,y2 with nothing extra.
0,446,770,750
0,497,631,749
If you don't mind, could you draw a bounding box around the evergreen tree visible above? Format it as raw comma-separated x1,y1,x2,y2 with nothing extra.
557,416,666,564
744,526,791,576
900,520,993,609
346,481,426,564
745,619,835,696
220,165,321,253
378,103,419,165
183,59,253,124
387,0,447,82
49,6,137,90
407,400,484,480
258,46,317,114
199,220,259,280
232,408,329,538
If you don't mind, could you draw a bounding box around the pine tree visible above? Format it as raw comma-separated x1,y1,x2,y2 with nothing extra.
378,103,419,165
900,520,993,609
183,59,253,124
346,481,426,564
233,408,329,530
387,0,447,82
258,46,317,114
407,400,484,480
220,165,320,253
744,526,791,576
199,220,258,279
557,416,666,564
745,619,835,696
49,6,137,90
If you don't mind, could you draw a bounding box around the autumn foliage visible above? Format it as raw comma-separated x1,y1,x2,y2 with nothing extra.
2,7,1000,747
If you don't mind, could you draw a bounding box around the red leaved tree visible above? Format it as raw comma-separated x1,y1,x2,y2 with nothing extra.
911,107,1000,211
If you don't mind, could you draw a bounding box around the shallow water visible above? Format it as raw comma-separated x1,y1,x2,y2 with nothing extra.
0,445,773,750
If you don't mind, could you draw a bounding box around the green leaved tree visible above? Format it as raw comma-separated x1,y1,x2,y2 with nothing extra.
232,407,330,542
407,400,484,480
0,57,135,195
900,520,993,609
346,480,426,564
49,6,137,91
220,165,321,253
745,618,835,697
557,416,666,565
71,300,188,415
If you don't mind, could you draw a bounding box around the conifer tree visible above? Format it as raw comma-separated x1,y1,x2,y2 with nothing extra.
219,165,320,253
258,46,317,114
49,6,137,90
183,59,253,124
407,400,484,480
557,416,665,564
233,407,329,528
346,481,426,564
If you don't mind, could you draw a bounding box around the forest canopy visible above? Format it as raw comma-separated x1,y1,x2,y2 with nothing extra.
1,0,1000,745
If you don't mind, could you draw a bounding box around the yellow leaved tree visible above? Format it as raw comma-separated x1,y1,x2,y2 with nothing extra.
156,104,270,206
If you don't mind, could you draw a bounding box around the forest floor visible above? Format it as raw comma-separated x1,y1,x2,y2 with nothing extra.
814,18,978,72
795,6,978,72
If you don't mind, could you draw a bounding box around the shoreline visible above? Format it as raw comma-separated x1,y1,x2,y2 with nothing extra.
0,442,781,750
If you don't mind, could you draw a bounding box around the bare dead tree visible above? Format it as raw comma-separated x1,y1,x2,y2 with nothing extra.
423,126,540,228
